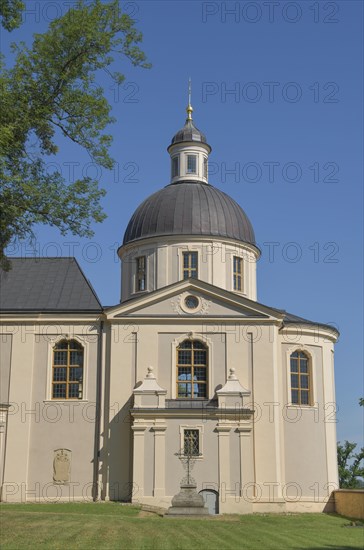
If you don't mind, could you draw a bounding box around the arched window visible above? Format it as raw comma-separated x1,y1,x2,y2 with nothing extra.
290,351,311,405
177,340,207,398
52,340,84,399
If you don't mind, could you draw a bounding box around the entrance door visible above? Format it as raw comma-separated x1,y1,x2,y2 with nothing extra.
199,489,219,514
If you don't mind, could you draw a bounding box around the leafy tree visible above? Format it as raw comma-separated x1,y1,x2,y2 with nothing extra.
337,440,364,488
0,0,24,31
337,402,364,488
0,0,150,267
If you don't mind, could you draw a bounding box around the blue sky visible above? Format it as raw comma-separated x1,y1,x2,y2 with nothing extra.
2,1,363,445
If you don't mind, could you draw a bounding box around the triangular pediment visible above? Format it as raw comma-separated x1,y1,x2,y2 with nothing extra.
105,279,284,321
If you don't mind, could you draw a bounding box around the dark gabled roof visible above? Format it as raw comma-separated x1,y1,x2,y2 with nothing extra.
280,310,339,336
0,258,102,312
122,181,257,247
282,311,315,323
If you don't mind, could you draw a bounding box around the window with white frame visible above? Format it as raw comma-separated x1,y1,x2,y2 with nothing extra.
203,157,208,179
187,154,197,174
233,256,243,291
172,155,179,177
179,425,204,457
136,256,146,291
183,429,200,456
182,251,198,279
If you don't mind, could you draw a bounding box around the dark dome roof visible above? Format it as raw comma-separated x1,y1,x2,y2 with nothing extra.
170,119,208,146
122,181,256,247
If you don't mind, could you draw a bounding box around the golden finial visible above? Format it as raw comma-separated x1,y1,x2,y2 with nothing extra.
186,77,193,120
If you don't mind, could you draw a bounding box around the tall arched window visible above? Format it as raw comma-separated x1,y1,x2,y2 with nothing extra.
52,340,84,399
290,351,311,405
177,340,208,398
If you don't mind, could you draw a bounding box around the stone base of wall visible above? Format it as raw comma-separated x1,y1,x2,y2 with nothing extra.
132,495,335,515
334,490,364,520
0,482,97,503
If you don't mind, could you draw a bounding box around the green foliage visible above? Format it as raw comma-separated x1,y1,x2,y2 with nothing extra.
337,440,364,488
0,0,24,30
1,504,363,550
0,0,150,267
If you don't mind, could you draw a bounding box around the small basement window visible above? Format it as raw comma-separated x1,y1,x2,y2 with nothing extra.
183,429,200,456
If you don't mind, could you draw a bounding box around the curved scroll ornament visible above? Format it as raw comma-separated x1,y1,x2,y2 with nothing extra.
53,449,71,484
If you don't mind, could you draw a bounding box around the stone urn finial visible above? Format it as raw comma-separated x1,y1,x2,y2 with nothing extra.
133,366,166,409
228,368,237,380
146,366,155,379
217,368,251,409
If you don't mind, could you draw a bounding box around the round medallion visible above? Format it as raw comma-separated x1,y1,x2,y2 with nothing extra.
184,295,199,309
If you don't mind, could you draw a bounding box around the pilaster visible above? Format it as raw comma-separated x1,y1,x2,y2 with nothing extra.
152,424,167,497
237,425,254,499
131,425,147,500
216,425,231,494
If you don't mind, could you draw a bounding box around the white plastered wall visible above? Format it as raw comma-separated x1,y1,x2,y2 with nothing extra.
119,237,258,303
1,321,100,503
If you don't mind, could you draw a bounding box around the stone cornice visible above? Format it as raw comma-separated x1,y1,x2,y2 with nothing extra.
131,408,254,420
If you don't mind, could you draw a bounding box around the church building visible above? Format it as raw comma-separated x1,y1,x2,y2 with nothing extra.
0,101,339,514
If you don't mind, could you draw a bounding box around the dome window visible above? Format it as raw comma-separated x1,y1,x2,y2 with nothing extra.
182,251,198,279
203,157,208,179
233,256,243,291
136,256,146,291
187,155,197,174
172,155,179,178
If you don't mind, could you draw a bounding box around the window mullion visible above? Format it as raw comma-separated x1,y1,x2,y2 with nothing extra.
298,357,301,405
67,345,70,399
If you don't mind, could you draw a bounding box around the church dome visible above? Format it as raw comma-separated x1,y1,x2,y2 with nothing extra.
122,181,256,246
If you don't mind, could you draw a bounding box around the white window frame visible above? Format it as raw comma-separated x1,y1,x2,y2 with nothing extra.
179,424,204,459
135,255,147,293
186,154,197,175
181,250,199,280
172,155,180,178
233,255,244,293
203,156,208,179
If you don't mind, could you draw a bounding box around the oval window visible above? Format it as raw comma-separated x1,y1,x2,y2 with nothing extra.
185,295,199,309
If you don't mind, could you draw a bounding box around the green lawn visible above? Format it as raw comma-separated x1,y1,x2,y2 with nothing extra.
0,503,362,550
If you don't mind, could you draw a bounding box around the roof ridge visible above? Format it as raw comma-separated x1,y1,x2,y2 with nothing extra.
72,257,102,308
